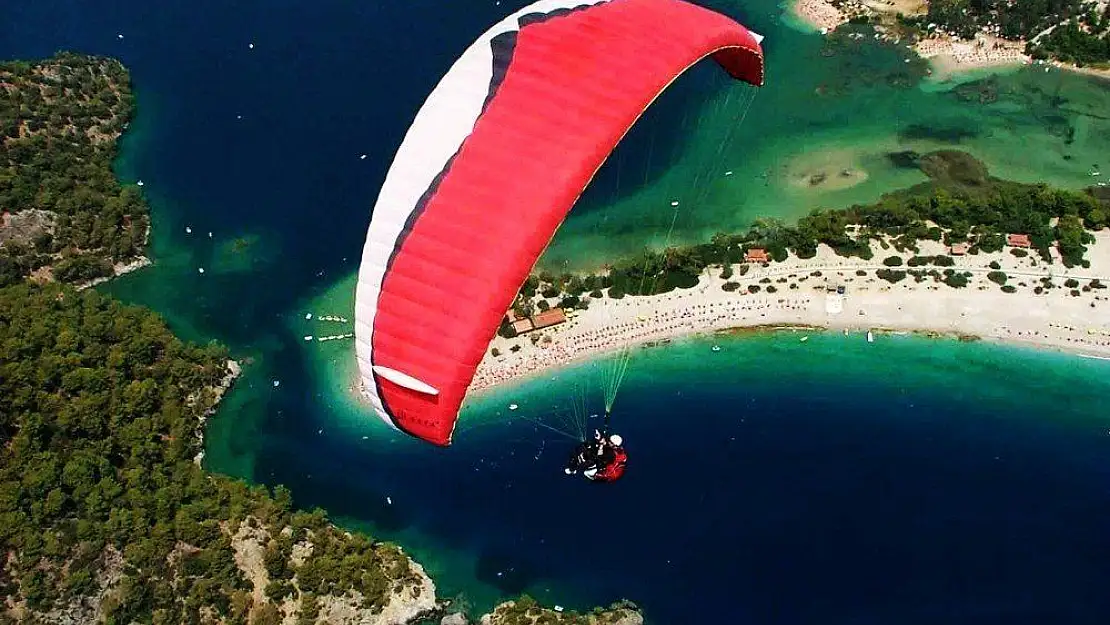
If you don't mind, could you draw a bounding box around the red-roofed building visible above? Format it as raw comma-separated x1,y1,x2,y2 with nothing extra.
1007,233,1032,248
505,309,527,324
949,242,970,256
506,307,567,336
744,247,770,263
532,307,567,330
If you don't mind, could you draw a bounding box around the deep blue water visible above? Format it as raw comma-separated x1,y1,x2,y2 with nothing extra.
5,2,1110,623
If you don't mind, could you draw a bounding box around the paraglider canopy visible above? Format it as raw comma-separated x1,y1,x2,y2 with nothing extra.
354,0,765,446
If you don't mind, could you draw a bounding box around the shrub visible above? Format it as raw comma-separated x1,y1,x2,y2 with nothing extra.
944,272,969,288
989,261,1001,270
876,269,906,283
1065,278,1079,288
882,255,904,267
987,271,1007,285
722,281,740,292
1002,285,1017,293
1009,248,1028,257
748,284,761,293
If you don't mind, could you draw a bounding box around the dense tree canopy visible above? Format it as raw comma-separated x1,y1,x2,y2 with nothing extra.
0,52,149,287
0,283,418,624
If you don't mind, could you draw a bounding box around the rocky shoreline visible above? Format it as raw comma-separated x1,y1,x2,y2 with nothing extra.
193,358,243,466
74,254,153,290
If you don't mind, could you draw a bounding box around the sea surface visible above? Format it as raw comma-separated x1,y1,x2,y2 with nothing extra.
4,0,1110,622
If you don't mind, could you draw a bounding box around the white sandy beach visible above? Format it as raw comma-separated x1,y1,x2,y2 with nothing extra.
470,231,1110,393
914,33,1031,77
790,0,850,33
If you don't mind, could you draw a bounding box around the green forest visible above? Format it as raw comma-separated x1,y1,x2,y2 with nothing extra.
0,283,421,624
1,52,149,287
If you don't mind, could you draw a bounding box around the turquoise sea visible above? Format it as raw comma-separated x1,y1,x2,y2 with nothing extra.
4,0,1110,622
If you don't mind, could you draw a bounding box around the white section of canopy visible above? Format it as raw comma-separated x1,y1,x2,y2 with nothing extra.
372,366,440,396
353,0,609,427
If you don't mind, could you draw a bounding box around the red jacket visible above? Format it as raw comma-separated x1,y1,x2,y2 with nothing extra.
593,446,628,482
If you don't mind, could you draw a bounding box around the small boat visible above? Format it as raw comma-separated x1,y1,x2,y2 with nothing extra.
711,345,721,352
303,336,313,341
724,171,733,176
670,200,679,207
508,403,519,411
185,226,192,234
386,496,392,505
800,336,809,342
866,330,874,343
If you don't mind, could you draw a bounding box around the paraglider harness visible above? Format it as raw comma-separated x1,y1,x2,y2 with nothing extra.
565,414,627,483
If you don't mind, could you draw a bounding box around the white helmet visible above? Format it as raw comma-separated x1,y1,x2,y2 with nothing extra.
609,434,623,447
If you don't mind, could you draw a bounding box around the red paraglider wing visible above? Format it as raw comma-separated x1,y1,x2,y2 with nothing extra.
355,0,764,445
